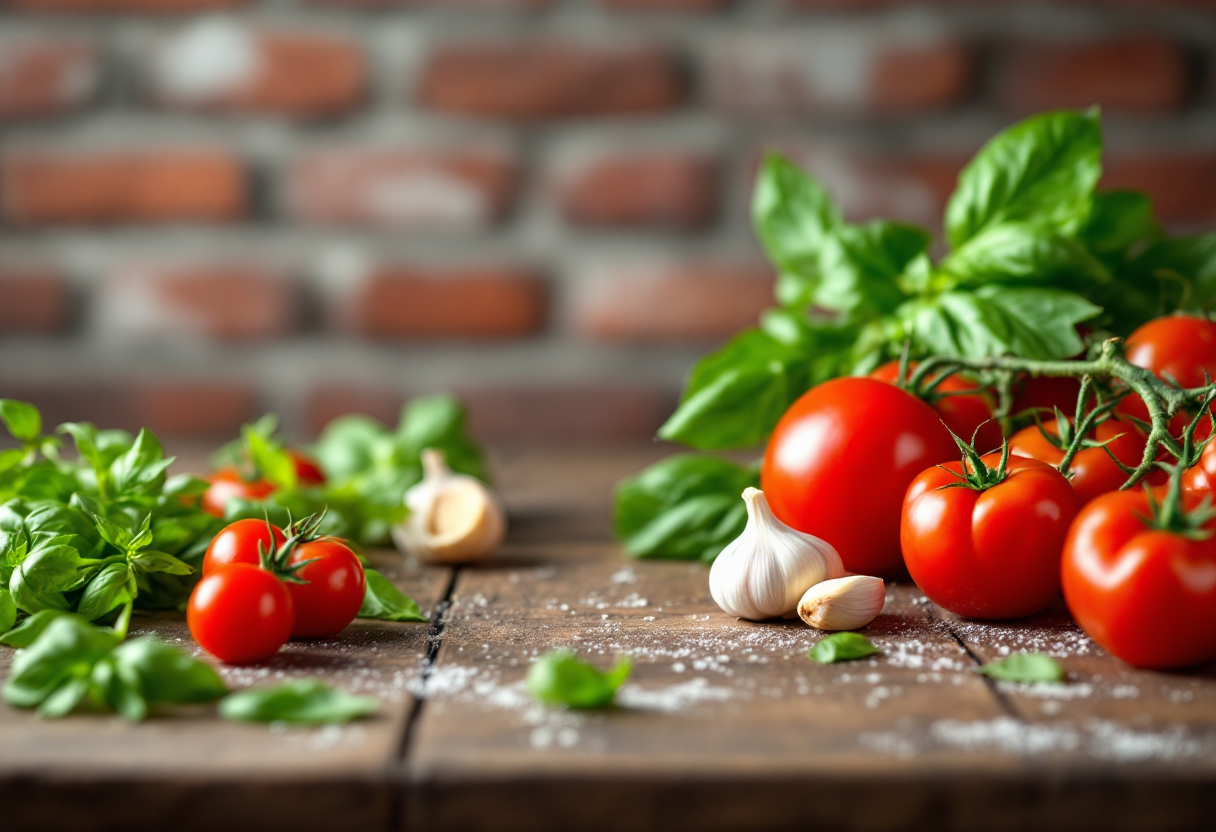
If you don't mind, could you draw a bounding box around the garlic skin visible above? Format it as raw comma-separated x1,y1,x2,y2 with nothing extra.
709,487,845,621
391,449,507,564
797,575,886,631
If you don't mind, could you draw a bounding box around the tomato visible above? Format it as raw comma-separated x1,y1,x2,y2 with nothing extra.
1011,375,1083,419
902,454,1079,620
290,450,326,487
1061,489,1216,669
869,362,1003,453
285,538,366,638
1118,315,1216,430
1008,418,1146,505
201,468,274,518
762,377,957,577
202,518,287,576
1183,439,1216,495
187,564,294,664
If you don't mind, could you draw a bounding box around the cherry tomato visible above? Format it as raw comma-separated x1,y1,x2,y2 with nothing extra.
1008,417,1146,506
902,454,1079,620
1118,315,1216,431
289,450,326,488
187,564,294,664
869,361,1003,453
1061,489,1216,669
202,518,288,576
285,538,366,638
201,468,274,518
1011,375,1083,419
1183,439,1216,496
762,377,957,577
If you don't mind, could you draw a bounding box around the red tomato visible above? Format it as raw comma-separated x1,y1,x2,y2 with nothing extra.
1183,439,1216,495
289,450,326,487
902,454,1079,620
762,377,957,577
869,361,1003,453
187,564,294,664
1118,315,1216,430
201,468,274,518
1011,375,1083,418
1061,489,1216,669
285,538,367,638
202,518,288,576
1008,418,1146,505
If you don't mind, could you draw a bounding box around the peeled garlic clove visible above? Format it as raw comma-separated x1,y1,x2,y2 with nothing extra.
709,487,845,621
797,575,886,631
392,449,506,564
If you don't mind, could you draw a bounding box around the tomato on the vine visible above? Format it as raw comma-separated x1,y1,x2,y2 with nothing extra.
901,453,1079,620
1009,417,1146,506
1183,439,1216,496
202,518,287,576
1118,315,1216,432
1061,488,1216,669
285,538,366,638
762,377,957,577
201,468,274,518
187,563,294,664
869,361,1003,453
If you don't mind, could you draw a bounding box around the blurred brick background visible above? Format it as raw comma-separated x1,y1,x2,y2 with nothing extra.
1,1,1215,446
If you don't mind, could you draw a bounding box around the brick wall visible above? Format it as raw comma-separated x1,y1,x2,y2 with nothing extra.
1,1,1215,444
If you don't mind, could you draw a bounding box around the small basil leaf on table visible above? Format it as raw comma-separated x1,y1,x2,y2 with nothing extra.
358,568,427,622
219,680,379,724
977,652,1065,683
808,632,879,664
527,649,632,709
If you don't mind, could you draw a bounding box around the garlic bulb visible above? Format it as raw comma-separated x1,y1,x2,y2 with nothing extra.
797,575,886,631
391,449,507,564
709,487,845,621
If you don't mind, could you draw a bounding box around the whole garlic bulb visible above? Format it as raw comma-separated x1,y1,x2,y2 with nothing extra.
391,449,506,564
797,575,886,631
709,487,845,621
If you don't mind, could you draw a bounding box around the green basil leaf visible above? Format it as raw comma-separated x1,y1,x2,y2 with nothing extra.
943,222,1110,289
752,152,842,277
977,652,1064,683
1079,190,1161,260
0,400,42,443
245,425,297,491
945,109,1102,249
1127,233,1216,311
93,515,133,551
527,650,631,709
9,544,87,614
75,562,134,622
111,637,228,708
808,632,879,664
0,609,67,647
313,416,392,481
0,588,16,633
813,221,930,317
2,615,120,710
358,568,427,622
110,429,173,496
219,679,378,724
130,550,193,576
58,422,104,474
397,395,486,482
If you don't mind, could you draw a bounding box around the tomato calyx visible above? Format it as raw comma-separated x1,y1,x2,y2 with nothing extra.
935,427,1012,492
1028,377,1128,477
1138,399,1216,540
256,513,320,585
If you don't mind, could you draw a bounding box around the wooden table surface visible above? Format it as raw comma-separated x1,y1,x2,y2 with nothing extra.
3,446,1216,832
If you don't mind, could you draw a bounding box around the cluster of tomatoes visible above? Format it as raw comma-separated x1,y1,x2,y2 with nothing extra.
200,450,326,518
187,517,366,664
762,314,1216,671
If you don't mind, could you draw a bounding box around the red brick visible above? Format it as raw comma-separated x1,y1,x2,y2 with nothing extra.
0,149,245,225
0,40,98,120
99,263,299,341
711,37,973,115
573,260,775,343
149,25,365,117
287,147,517,229
600,0,726,9
309,0,553,7
0,266,72,334
552,150,718,229
333,265,548,339
1103,155,1216,226
10,0,247,11
417,41,684,119
998,38,1190,114
303,384,672,443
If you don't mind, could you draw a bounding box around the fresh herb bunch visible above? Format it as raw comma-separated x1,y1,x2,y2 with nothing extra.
616,108,1216,563
216,394,487,547
0,400,221,627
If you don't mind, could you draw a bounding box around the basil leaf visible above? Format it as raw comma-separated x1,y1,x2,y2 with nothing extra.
752,152,842,277
313,416,391,481
527,650,631,709
111,637,228,707
1079,190,1161,261
397,394,486,482
0,609,67,647
0,588,16,633
808,632,879,664
245,426,297,491
902,286,1100,361
813,221,930,317
943,222,1110,289
10,543,87,614
129,550,193,576
358,568,427,622
0,400,42,443
977,652,1064,683
219,679,378,724
2,615,120,711
945,109,1102,249
110,429,173,496
75,562,134,622
1127,233,1216,311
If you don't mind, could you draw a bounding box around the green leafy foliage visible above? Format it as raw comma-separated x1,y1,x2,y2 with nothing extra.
527,650,632,709
219,679,379,724
977,652,1065,683
358,568,427,622
2,614,226,720
808,633,879,664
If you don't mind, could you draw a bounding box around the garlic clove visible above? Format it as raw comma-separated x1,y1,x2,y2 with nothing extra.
392,448,507,564
709,487,845,621
797,575,886,631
